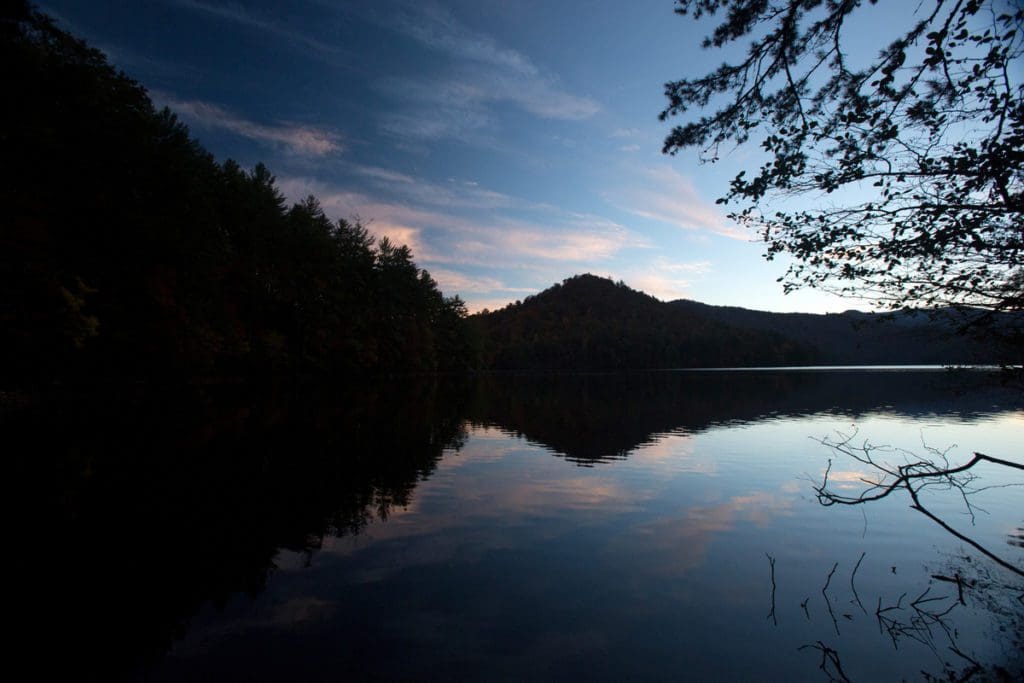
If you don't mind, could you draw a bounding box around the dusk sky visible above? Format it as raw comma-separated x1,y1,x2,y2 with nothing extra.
41,0,888,314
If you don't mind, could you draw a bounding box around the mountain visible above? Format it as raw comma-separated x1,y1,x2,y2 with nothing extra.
471,274,1006,370
669,299,1001,365
471,274,813,369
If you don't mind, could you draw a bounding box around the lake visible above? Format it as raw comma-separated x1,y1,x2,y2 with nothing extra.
10,369,1022,680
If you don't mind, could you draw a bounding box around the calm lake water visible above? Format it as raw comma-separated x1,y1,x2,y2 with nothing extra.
11,369,1022,680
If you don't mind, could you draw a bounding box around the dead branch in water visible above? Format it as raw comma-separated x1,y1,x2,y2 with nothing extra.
813,430,1024,578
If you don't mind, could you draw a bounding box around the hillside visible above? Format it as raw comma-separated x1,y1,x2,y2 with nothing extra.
1,5,474,383
472,274,1006,370
471,275,813,369
669,300,1002,365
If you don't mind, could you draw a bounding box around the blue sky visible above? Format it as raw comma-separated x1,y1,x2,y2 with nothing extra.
42,0,876,313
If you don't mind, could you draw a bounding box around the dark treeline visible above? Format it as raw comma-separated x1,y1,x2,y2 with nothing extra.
472,274,815,370
472,274,1016,371
1,3,475,384
671,299,1018,367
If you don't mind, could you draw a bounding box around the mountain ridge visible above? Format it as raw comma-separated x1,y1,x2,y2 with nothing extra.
471,274,1005,369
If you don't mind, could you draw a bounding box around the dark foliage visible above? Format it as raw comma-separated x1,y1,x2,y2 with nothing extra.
472,274,813,369
670,299,1012,365
661,0,1023,353
0,3,474,383
472,273,1006,370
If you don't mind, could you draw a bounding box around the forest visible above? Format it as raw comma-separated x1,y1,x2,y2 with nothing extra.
1,3,476,384
471,274,1011,370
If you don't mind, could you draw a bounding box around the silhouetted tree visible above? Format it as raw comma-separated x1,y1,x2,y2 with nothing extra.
1,3,475,382
660,1,1023,356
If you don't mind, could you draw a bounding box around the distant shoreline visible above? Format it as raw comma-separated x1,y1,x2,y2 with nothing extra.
680,365,996,372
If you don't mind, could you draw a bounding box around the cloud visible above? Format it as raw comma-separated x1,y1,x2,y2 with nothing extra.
612,257,714,301
611,166,744,239
379,104,492,143
389,1,539,76
365,2,597,141
426,268,536,296
171,0,341,56
353,165,519,210
276,173,651,315
605,490,795,576
473,219,645,263
157,95,342,156
376,69,597,144
278,174,644,268
611,128,641,138
619,144,641,153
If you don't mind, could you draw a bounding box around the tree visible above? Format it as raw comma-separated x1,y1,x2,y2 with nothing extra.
660,0,1023,352
2,3,477,380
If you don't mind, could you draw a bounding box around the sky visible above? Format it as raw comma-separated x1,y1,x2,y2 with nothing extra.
41,0,882,314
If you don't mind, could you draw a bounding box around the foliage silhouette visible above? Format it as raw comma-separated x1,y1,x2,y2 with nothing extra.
1,3,474,383
472,274,1008,370
472,274,813,370
661,0,1023,360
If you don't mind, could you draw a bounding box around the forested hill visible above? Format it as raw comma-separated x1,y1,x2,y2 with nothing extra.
669,300,1004,366
471,275,812,370
472,275,1004,370
1,4,475,383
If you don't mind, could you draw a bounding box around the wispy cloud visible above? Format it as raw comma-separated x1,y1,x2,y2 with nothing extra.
611,257,713,301
378,103,492,144
619,144,641,153
281,175,642,265
276,172,647,313
389,2,538,76
610,166,743,239
376,69,597,144
171,0,341,56
455,219,644,264
426,268,535,296
157,95,342,156
364,1,597,141
611,128,641,138
353,165,534,211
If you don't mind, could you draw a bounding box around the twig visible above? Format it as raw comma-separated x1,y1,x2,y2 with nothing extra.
823,562,840,636
850,551,867,615
767,553,778,626
814,438,1024,578
908,487,1024,578
799,641,852,683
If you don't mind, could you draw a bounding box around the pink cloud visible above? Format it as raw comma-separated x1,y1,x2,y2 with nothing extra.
612,166,745,240
158,95,341,156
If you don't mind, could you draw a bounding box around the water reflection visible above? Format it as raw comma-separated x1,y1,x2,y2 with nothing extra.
464,370,1018,464
7,370,1021,680
9,380,471,678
